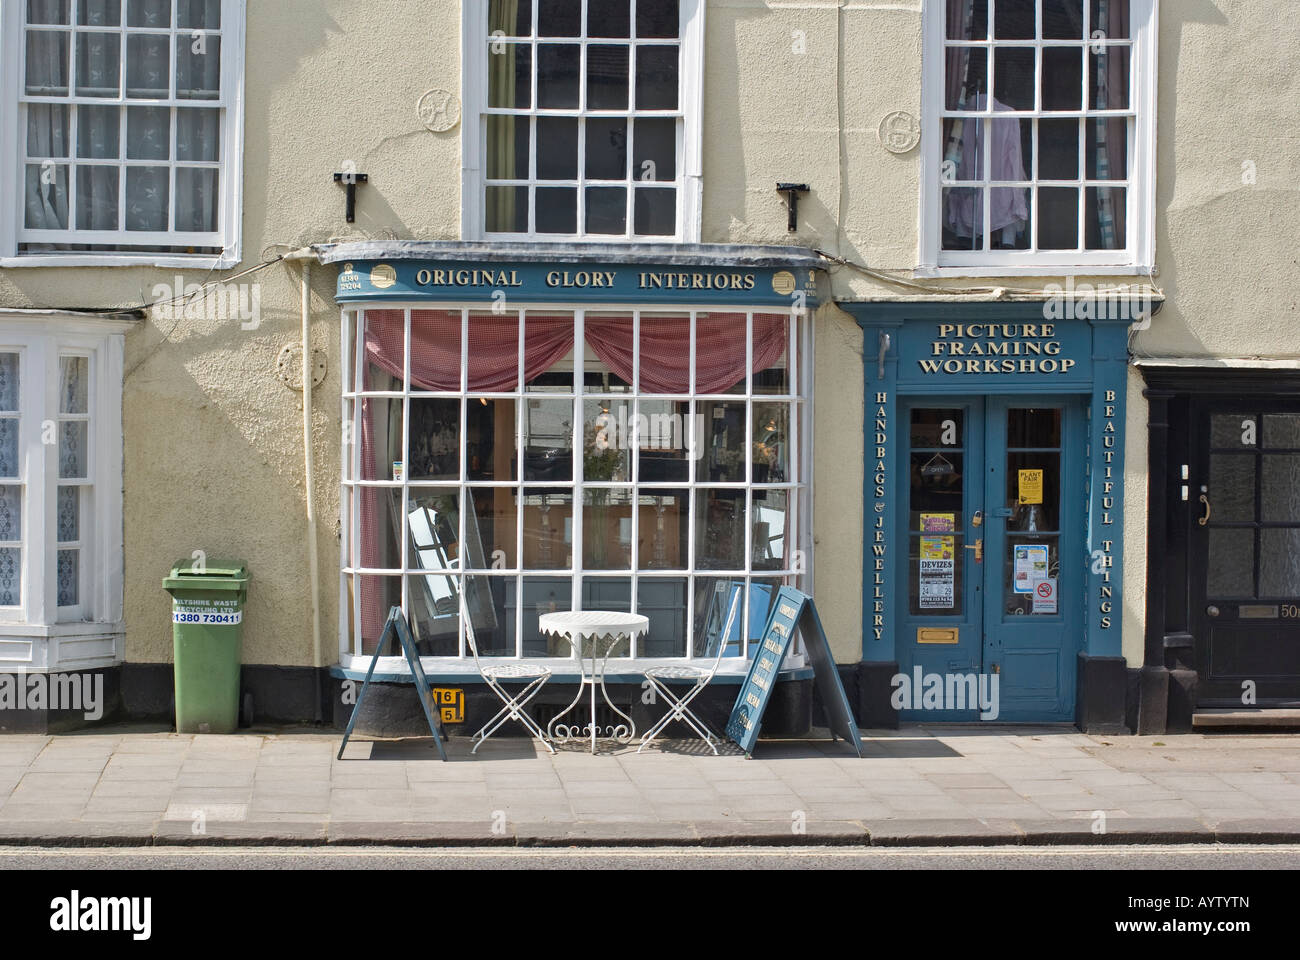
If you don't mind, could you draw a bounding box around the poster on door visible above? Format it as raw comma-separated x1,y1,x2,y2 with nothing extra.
919,534,955,609
1013,544,1050,594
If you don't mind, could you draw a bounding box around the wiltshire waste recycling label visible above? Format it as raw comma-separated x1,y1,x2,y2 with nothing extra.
172,597,242,625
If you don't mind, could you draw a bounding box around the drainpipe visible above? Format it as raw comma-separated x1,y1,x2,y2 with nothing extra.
283,248,324,722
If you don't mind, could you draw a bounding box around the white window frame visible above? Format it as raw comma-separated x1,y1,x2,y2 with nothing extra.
461,0,705,243
0,313,128,674
337,303,811,672
918,0,1158,276
0,0,246,269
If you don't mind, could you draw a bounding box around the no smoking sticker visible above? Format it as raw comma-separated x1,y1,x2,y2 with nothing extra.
1033,578,1057,614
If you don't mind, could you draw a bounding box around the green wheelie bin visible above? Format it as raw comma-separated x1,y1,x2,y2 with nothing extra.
163,560,249,734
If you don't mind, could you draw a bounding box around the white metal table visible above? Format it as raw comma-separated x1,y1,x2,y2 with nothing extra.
539,611,649,755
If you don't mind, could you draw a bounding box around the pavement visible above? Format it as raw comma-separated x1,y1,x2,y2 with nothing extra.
1,724,1299,847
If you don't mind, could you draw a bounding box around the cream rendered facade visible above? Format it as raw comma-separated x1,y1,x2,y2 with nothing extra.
0,1,1293,730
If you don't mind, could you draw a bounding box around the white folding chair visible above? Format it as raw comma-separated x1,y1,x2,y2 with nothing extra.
460,587,555,755
637,584,743,754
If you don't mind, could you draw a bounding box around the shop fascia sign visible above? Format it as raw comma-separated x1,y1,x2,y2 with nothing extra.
903,321,1092,379
336,259,819,308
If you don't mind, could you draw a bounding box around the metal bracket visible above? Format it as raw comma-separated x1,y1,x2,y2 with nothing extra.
333,171,369,223
776,182,810,232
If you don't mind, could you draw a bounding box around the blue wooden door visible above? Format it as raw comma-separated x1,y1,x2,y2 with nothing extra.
981,397,1085,721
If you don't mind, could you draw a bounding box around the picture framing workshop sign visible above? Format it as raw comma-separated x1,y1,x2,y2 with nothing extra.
726,587,863,757
337,607,448,761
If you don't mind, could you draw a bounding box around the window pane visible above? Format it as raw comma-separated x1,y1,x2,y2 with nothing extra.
1086,118,1127,180
753,488,789,570
76,30,120,97
946,0,987,40
27,104,70,158
993,47,1035,110
696,314,747,395
588,0,629,38
523,489,571,569
0,549,21,607
635,45,678,110
537,0,580,36
1041,46,1083,110
585,118,626,179
57,486,79,542
77,105,119,158
1039,118,1079,179
1007,407,1061,447
637,489,687,566
30,0,71,24
524,399,573,481
177,35,220,99
746,578,783,648
0,487,22,541
943,187,984,250
26,163,71,230
1260,530,1300,598
57,550,79,607
473,487,518,569
1263,414,1300,448
1212,414,1256,448
753,314,790,395
635,0,678,38
127,0,170,28
0,356,19,413
1091,0,1130,39
696,489,745,570
1090,46,1130,109
537,43,580,108
406,399,460,482
175,167,218,231
489,0,531,36
486,116,531,180
125,166,169,230
586,45,629,110
990,188,1030,248
355,575,401,654
176,0,219,29
583,488,633,570
633,188,675,236
125,33,170,97
1209,456,1255,523
585,186,627,234
75,165,119,229
633,117,675,181
1207,529,1254,598
127,105,170,160
753,404,789,483
945,48,988,109
1042,0,1083,39
536,117,578,178
702,401,747,482
486,185,528,232
0,422,19,485
467,397,514,483
26,31,69,96
1084,186,1125,249
994,0,1034,38
640,576,687,657
487,43,531,108
176,107,220,161
1037,186,1078,249
584,398,631,481
78,0,120,26
61,351,90,411
60,421,88,478
1262,455,1300,523
535,187,577,232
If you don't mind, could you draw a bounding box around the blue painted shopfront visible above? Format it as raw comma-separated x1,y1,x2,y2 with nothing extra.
841,302,1129,724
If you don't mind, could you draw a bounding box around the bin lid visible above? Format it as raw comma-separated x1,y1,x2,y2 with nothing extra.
164,558,249,589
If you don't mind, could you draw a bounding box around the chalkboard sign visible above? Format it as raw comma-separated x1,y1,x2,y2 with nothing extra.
337,607,448,761
725,587,862,757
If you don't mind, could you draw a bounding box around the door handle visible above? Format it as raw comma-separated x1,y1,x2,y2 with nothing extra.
1198,494,1211,527
964,539,983,563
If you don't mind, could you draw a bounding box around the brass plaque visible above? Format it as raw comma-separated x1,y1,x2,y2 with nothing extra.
917,627,959,645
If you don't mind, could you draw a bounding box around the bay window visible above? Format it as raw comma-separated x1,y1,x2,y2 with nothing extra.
340,307,809,663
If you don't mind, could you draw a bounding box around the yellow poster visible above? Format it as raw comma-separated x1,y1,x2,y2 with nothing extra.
1018,469,1044,505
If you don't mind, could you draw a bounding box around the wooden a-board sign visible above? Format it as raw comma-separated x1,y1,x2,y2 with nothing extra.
725,587,863,757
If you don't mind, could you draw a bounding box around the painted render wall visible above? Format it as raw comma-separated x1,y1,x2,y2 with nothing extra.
0,1,1289,670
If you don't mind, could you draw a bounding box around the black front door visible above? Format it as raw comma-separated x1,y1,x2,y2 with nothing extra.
1191,400,1300,704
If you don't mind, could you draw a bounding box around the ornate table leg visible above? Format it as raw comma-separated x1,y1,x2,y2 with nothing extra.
546,630,588,745
595,634,636,747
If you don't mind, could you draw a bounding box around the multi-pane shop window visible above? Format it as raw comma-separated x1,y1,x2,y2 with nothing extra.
469,0,702,241
925,0,1155,270
10,0,242,257
0,354,22,608
341,308,808,661
57,355,90,611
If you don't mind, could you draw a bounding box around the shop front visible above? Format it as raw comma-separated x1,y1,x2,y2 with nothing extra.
844,302,1131,730
324,243,822,737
